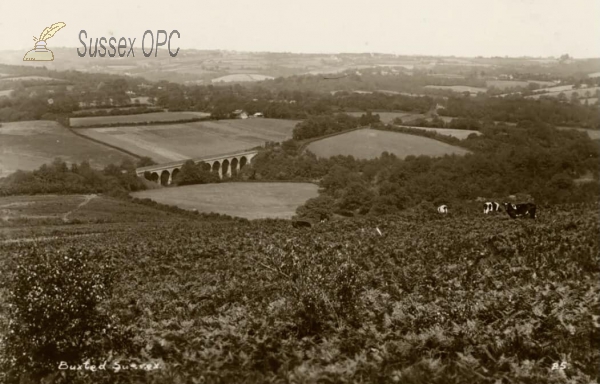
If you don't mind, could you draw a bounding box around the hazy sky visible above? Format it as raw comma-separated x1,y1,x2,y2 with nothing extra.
1,0,599,57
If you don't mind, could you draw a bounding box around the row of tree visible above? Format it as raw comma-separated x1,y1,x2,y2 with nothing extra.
293,112,381,140
0,158,153,197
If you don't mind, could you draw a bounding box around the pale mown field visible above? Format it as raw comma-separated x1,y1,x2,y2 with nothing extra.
211,74,275,83
424,85,487,93
132,182,318,219
74,118,299,163
0,121,133,177
0,76,59,83
305,128,470,160
70,111,211,127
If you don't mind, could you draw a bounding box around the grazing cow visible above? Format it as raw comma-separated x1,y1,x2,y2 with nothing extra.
437,205,448,214
483,202,501,214
503,202,536,219
292,219,312,228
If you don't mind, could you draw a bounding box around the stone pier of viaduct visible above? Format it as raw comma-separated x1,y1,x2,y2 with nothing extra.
135,150,258,186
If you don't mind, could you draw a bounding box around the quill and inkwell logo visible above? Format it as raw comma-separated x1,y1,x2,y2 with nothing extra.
23,22,66,61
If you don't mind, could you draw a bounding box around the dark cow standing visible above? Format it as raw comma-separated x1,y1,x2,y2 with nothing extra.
483,202,501,214
503,202,536,219
292,220,312,228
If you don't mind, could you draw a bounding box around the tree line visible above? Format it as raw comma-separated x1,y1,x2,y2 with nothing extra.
0,157,155,197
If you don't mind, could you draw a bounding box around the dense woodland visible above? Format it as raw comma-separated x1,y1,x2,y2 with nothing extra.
0,157,153,197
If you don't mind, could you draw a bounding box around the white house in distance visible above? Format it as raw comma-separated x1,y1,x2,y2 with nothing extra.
233,109,249,119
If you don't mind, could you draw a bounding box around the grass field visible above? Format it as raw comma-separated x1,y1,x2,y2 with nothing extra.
0,121,134,177
211,74,274,83
0,194,179,241
305,128,470,159
556,126,600,140
69,111,210,127
486,80,555,90
399,125,481,139
75,118,299,163
0,90,12,97
526,86,600,100
0,76,60,83
347,111,427,124
424,85,487,93
533,84,574,93
132,182,318,219
0,195,87,223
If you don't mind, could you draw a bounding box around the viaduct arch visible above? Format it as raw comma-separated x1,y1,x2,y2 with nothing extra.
135,150,259,186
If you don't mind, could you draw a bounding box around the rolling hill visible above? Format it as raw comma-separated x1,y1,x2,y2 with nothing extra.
132,182,318,219
0,121,134,177
74,118,300,163
305,128,469,159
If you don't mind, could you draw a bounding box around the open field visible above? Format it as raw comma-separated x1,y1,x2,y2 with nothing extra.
0,76,60,83
75,118,299,163
0,195,183,241
305,128,470,159
0,121,134,177
0,89,12,97
347,111,427,124
399,125,481,139
485,80,556,89
526,86,600,100
69,111,210,127
556,126,600,140
0,196,597,383
211,74,275,83
132,182,318,219
0,194,88,224
533,84,574,93
424,85,487,93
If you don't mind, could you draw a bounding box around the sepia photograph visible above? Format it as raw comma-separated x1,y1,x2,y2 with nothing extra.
0,0,599,382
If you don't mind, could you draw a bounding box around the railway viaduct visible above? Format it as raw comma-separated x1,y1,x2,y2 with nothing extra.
135,150,258,186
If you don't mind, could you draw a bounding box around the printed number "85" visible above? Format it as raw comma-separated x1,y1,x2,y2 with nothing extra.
551,362,567,370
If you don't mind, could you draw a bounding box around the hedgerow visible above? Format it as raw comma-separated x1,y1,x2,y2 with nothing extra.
0,247,135,383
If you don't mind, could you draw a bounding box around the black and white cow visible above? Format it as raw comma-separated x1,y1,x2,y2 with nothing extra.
483,201,501,214
503,202,536,219
437,205,448,214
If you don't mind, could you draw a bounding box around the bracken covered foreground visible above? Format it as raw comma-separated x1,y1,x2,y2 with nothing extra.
0,201,598,383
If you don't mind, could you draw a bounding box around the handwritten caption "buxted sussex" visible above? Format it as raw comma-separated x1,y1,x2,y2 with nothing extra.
58,360,161,372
